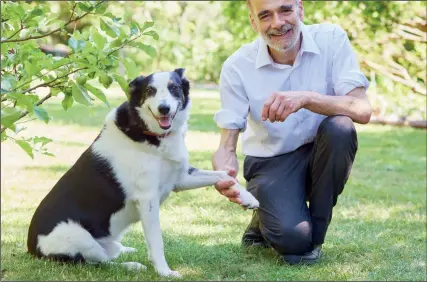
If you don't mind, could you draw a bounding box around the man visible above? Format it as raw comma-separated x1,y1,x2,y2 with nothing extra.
212,0,372,265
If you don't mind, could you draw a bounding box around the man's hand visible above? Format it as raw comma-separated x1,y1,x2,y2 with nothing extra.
261,91,311,122
212,147,242,205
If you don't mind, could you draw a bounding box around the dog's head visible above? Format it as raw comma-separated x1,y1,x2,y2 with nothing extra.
127,68,190,134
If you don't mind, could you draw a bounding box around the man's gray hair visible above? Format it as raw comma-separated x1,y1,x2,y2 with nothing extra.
247,0,299,12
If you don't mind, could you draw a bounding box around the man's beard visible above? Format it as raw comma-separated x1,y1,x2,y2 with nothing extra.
261,19,302,52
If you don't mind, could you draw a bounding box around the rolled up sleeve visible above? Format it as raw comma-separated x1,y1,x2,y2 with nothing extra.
214,61,249,131
331,26,370,96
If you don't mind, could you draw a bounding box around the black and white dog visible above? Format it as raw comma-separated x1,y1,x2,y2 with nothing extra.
27,69,259,278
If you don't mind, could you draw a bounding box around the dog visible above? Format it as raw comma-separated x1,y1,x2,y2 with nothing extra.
26,68,259,277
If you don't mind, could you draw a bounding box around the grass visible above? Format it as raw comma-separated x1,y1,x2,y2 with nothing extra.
1,86,426,281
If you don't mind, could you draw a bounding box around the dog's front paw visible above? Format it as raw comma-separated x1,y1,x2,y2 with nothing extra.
157,268,182,278
239,190,259,209
231,183,259,209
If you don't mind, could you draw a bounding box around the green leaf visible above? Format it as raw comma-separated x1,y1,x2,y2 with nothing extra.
72,83,92,106
1,131,7,142
28,8,43,19
123,58,140,79
130,21,139,36
143,30,159,40
110,38,123,48
11,93,35,113
91,28,107,50
33,136,52,146
62,94,74,111
1,75,17,91
94,2,107,14
140,21,154,32
33,106,49,123
113,74,130,99
85,83,109,107
42,151,55,157
100,18,120,38
1,107,22,128
132,42,157,58
77,2,93,12
68,38,86,52
16,139,34,159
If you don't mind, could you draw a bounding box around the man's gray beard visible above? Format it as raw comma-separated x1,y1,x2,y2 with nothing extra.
263,19,302,53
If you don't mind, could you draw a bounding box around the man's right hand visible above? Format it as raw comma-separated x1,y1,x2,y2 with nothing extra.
212,148,243,205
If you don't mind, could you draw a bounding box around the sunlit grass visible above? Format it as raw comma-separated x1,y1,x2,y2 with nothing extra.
1,86,426,281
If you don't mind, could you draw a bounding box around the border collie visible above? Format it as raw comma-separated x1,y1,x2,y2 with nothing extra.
27,68,259,278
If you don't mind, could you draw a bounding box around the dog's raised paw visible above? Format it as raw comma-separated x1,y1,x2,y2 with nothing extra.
238,189,259,209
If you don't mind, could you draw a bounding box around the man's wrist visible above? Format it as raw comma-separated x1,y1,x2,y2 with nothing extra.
218,146,237,154
302,91,318,108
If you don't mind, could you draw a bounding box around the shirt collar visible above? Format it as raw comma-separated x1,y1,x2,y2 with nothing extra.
255,23,320,69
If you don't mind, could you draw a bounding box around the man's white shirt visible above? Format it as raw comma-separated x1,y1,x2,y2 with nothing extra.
214,23,370,157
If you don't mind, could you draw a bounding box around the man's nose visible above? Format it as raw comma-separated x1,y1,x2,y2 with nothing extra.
158,104,170,115
271,13,285,30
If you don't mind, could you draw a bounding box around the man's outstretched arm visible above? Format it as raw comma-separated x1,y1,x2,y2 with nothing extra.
212,128,243,205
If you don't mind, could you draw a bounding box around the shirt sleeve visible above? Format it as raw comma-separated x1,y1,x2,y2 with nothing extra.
214,60,249,131
331,26,370,96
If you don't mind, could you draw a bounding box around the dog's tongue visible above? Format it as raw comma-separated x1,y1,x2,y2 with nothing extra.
159,116,172,127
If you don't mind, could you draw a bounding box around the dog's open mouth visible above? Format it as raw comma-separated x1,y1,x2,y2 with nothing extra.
156,116,172,130
149,108,177,130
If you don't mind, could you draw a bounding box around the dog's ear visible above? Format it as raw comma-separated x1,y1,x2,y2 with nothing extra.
127,76,145,100
129,76,145,89
174,68,185,78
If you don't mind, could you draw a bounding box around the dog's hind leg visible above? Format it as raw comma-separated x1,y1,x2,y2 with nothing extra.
37,220,110,263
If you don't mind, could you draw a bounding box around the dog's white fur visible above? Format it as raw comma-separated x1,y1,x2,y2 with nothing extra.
35,72,259,277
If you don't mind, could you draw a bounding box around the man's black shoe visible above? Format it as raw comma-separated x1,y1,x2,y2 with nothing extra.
241,211,270,248
282,244,322,265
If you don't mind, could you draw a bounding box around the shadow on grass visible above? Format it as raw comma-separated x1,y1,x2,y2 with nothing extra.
23,164,69,174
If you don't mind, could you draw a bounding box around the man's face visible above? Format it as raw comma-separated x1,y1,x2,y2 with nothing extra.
249,0,303,52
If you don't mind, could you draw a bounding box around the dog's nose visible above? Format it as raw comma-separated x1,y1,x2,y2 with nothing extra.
158,104,170,115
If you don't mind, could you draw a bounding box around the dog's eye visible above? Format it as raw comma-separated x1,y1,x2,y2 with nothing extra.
146,87,156,95
171,84,180,91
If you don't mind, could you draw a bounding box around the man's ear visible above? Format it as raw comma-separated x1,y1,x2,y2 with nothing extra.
249,12,258,33
298,0,304,21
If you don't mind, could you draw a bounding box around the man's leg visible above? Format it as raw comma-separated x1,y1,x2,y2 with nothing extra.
307,115,358,246
242,144,314,255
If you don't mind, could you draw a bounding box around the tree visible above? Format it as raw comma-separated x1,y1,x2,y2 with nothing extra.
1,1,158,158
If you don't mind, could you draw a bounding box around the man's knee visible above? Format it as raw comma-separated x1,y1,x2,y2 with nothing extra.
261,220,312,255
318,115,357,148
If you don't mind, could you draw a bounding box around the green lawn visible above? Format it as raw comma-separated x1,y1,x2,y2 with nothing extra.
1,86,426,281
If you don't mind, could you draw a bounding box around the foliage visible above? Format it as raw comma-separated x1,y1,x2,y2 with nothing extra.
0,1,158,158
221,1,427,120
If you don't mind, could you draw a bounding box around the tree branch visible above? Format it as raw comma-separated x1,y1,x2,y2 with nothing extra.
9,62,72,93
0,1,105,44
68,2,77,22
6,20,24,41
105,34,142,58
22,67,87,94
361,59,427,96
